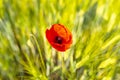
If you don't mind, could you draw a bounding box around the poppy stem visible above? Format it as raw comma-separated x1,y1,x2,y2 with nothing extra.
52,48,58,66
61,52,65,80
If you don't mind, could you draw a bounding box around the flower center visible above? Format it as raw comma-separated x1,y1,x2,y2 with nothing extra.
55,36,63,44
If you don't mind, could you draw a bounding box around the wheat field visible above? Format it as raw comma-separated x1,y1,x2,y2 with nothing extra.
0,0,120,80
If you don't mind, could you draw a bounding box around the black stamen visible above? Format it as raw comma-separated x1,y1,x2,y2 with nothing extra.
55,36,63,44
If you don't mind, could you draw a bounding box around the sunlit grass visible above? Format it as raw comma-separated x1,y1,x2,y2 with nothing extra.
0,0,120,80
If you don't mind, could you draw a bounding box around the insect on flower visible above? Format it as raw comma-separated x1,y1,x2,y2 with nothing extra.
46,24,72,52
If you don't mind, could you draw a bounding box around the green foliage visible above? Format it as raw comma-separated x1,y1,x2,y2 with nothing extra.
0,0,120,80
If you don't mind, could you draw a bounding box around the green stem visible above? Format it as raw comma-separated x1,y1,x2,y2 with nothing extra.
30,34,46,75
61,52,65,80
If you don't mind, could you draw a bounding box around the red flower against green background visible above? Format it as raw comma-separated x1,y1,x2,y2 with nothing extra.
46,24,72,52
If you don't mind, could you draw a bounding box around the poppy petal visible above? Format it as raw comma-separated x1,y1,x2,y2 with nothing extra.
46,24,72,51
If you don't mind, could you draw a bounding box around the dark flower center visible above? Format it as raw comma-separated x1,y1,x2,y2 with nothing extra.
55,36,63,44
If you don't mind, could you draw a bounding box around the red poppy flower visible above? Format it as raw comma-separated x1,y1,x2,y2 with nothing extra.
46,24,72,52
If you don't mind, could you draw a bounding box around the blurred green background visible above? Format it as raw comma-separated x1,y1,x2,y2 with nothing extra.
0,0,120,80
